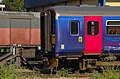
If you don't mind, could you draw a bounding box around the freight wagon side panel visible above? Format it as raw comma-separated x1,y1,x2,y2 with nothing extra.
0,19,10,45
31,19,40,45
10,18,31,45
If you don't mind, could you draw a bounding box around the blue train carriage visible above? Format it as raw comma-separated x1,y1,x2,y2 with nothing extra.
40,6,120,70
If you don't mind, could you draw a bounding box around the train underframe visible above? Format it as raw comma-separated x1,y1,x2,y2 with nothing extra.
0,45,120,72
0,45,41,68
47,54,120,72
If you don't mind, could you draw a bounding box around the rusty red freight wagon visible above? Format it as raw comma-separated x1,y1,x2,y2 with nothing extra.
0,12,40,58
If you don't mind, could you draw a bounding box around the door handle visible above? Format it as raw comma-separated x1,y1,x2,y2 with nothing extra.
78,36,82,42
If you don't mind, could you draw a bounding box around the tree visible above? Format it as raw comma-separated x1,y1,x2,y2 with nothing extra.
2,0,26,11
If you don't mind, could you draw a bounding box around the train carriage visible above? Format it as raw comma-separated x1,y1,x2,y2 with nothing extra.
41,6,120,70
0,12,40,58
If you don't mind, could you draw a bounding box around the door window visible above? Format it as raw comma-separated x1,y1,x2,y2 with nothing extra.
87,21,99,35
70,21,79,36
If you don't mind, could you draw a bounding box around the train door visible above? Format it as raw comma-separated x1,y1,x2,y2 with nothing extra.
55,16,84,55
67,17,84,53
84,16,102,55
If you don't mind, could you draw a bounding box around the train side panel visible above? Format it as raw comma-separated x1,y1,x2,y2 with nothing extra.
0,12,40,46
10,18,40,46
31,19,40,45
0,18,10,45
55,16,84,56
103,16,120,54
10,18,31,45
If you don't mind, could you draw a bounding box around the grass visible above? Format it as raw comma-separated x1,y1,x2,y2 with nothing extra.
0,63,21,79
90,66,120,79
0,63,41,79
18,67,41,79
1,60,119,79
55,68,71,78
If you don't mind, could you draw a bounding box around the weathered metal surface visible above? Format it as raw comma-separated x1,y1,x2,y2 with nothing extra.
0,29,40,46
22,48,36,58
0,12,40,46
0,12,40,18
10,18,31,28
31,28,40,45
0,28,10,45
10,28,30,45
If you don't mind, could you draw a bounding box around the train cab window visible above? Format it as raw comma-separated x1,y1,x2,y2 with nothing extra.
106,20,120,35
70,21,79,36
87,21,99,35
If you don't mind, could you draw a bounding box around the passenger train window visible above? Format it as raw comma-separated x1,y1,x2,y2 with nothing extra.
107,21,120,25
87,21,99,35
70,21,79,36
106,20,120,35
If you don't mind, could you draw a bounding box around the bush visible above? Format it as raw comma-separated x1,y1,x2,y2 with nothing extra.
0,63,21,79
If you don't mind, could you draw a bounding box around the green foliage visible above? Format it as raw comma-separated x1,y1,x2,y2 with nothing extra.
0,63,21,79
90,66,120,79
2,0,26,11
55,68,69,78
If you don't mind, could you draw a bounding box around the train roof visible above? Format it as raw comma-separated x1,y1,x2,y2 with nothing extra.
47,6,120,16
0,11,40,18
